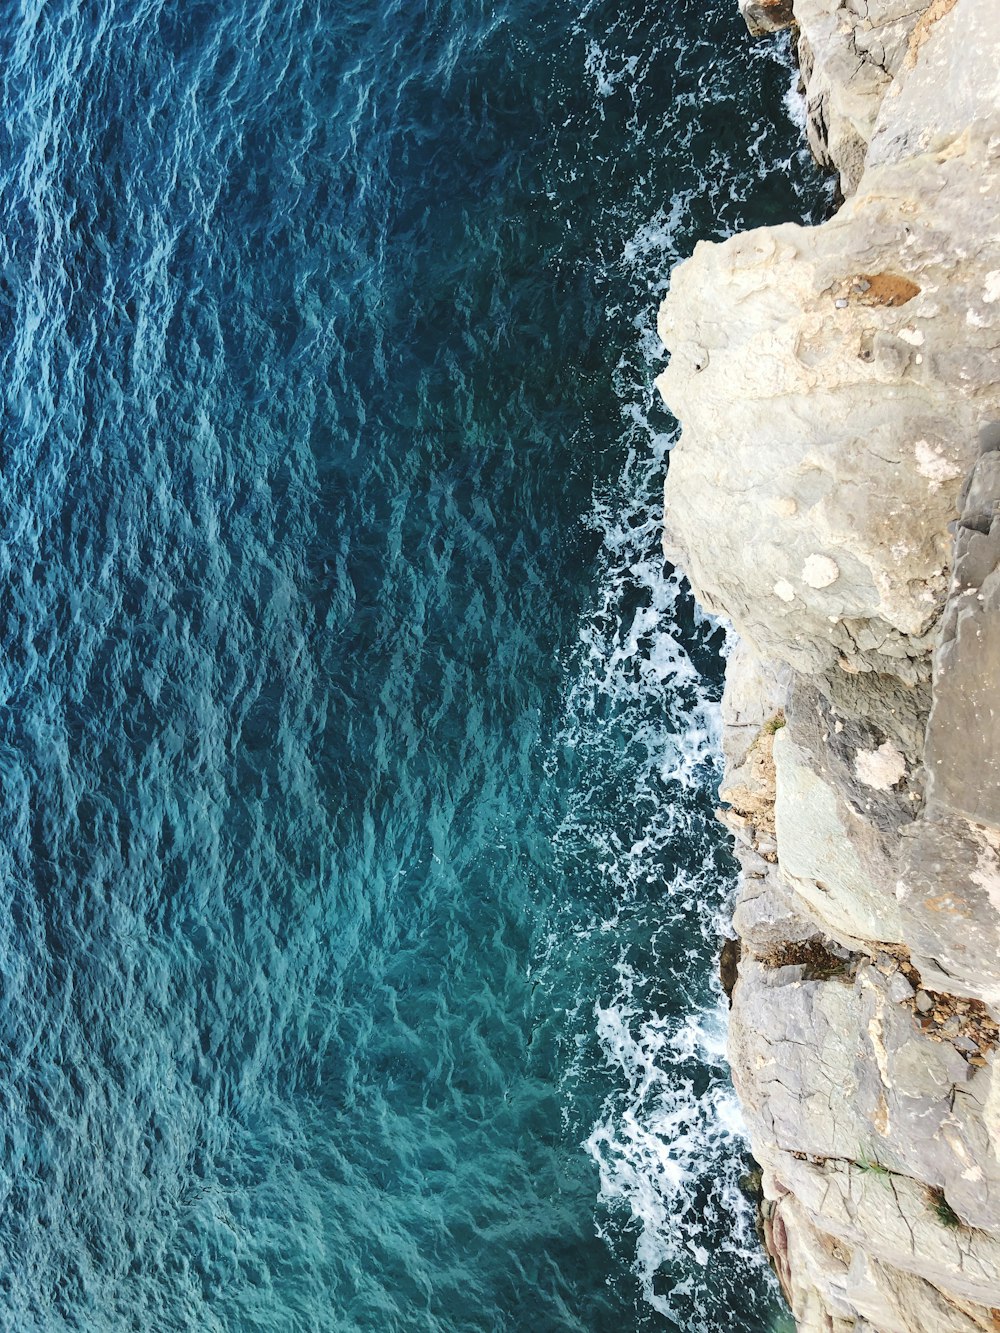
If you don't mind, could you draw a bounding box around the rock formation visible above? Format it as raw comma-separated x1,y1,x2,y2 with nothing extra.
656,0,1000,1326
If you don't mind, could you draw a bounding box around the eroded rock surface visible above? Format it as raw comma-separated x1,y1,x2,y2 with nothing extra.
657,0,1000,1326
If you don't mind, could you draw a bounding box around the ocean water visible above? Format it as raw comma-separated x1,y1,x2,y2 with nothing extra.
0,1,824,1329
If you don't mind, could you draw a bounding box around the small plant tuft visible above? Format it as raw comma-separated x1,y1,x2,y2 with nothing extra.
927,1186,962,1230
762,712,786,736
856,1147,891,1179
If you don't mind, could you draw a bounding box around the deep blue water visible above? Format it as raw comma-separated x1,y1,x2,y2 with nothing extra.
0,1,823,1329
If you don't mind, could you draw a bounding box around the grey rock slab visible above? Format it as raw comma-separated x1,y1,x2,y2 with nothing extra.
738,0,795,35
732,871,822,946
788,1158,1000,1308
773,728,906,945
664,2,1000,1326
897,813,1000,1004
925,510,1000,825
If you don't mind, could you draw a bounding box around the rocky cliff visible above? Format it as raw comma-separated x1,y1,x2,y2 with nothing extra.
655,1,1000,1327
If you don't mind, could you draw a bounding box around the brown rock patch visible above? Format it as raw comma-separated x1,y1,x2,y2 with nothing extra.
888,953,999,1067
720,936,742,1006
905,0,960,69
720,711,782,841
756,937,856,982
914,988,999,1067
830,273,922,308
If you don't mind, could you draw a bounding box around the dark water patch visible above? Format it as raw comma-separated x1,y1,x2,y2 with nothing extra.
0,0,823,1329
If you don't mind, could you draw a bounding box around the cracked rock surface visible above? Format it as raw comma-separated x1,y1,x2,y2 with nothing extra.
657,0,1000,1326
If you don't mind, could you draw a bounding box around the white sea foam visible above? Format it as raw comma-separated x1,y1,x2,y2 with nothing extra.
550,389,761,1321
584,988,761,1320
541,11,829,1326
583,38,640,100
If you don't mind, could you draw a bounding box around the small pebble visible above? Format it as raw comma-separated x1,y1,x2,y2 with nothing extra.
915,991,933,1014
887,973,915,1005
939,1016,962,1039
835,297,849,308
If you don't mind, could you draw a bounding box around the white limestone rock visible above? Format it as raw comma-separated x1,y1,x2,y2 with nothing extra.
658,0,1000,682
773,727,906,945
793,0,933,194
654,0,1000,1327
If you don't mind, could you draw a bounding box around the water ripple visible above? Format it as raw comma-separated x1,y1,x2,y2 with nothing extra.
0,0,823,1328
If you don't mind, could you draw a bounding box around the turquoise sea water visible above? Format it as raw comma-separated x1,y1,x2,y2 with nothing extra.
0,1,824,1328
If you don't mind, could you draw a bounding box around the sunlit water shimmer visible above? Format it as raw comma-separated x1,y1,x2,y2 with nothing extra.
0,1,825,1328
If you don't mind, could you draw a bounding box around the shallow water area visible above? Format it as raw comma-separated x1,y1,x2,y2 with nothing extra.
0,1,825,1329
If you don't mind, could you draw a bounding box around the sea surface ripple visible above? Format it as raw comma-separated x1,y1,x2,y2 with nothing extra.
0,1,823,1328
